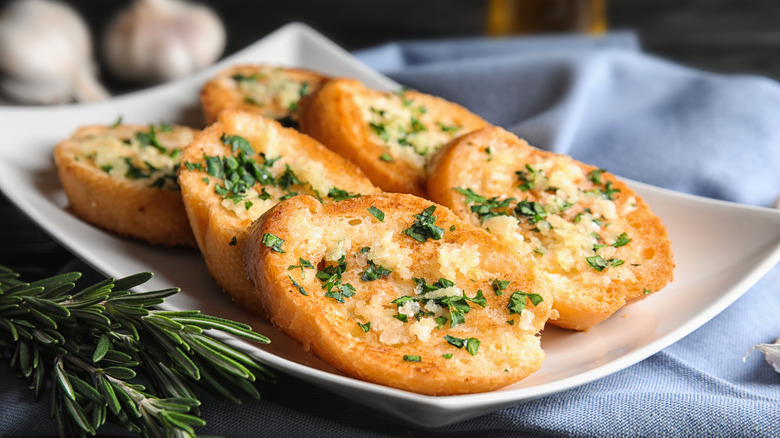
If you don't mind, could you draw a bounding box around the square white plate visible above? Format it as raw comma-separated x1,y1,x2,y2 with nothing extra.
2,22,780,427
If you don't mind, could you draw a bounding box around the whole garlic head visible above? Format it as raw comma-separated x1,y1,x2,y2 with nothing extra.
0,0,109,104
103,0,226,83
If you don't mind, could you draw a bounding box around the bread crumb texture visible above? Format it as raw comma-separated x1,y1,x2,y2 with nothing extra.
178,109,377,315
427,126,674,330
53,123,198,247
244,193,555,395
200,64,330,125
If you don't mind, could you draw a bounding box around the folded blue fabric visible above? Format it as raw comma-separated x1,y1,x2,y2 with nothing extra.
3,32,779,438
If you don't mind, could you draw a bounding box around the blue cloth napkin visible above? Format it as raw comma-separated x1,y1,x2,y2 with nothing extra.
3,32,779,437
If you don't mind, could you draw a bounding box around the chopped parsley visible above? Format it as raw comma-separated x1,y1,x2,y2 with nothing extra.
261,233,285,253
441,353,453,359
612,232,631,247
516,164,545,192
379,153,393,162
357,322,371,333
368,205,385,221
514,200,547,224
444,335,481,355
328,187,359,201
360,260,392,282
316,256,355,303
491,278,511,296
287,275,308,296
403,205,444,243
287,257,314,279
507,290,544,315
588,169,606,185
436,122,461,133
110,115,122,128
403,355,421,362
586,255,625,271
454,187,514,223
220,133,254,156
324,283,355,303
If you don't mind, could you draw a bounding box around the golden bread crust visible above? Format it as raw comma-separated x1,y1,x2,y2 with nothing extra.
53,124,198,247
427,126,674,330
200,64,330,126
244,193,554,395
298,78,490,197
178,109,378,315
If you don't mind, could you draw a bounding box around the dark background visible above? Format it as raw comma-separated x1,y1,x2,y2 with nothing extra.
4,0,780,89
3,0,780,279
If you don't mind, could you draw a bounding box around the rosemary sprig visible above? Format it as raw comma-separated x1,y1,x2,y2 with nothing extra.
0,265,272,438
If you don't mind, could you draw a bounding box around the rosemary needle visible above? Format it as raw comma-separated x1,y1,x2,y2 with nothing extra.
0,264,272,438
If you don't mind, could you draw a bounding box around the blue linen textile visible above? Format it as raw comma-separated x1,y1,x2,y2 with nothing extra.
2,32,779,437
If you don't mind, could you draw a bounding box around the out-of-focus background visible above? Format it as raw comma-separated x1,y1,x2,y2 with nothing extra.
3,0,780,97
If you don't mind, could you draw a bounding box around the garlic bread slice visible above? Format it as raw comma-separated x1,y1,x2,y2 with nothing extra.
427,126,674,331
54,123,198,247
244,193,554,395
200,64,330,127
178,109,378,315
298,78,489,197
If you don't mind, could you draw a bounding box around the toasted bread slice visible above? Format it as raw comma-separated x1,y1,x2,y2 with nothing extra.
178,109,379,315
200,64,330,127
244,193,555,395
53,123,198,247
298,78,490,197
427,127,674,331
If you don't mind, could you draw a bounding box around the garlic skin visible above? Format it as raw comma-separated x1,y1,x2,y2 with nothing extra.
745,336,780,374
103,0,226,83
0,0,109,104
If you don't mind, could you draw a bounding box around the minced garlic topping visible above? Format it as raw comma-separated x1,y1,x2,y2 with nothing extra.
357,91,465,173
79,125,192,190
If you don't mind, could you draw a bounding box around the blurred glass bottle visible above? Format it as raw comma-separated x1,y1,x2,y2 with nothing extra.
486,0,607,35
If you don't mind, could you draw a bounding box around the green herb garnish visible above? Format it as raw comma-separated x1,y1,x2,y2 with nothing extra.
0,265,271,438
261,233,286,253
368,205,385,222
360,261,392,282
507,290,544,315
402,205,444,243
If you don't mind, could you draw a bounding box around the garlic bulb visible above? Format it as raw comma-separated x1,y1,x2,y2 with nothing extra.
0,0,109,104
103,0,226,83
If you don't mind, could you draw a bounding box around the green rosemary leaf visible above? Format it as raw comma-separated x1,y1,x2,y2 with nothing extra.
162,410,207,434
24,296,71,317
68,374,103,404
144,313,185,332
55,361,76,401
111,272,155,291
28,307,58,330
108,287,179,304
31,328,60,345
69,278,114,301
183,333,252,379
171,315,270,344
93,334,111,362
62,394,95,434
3,284,43,297
28,271,81,291
96,374,122,416
18,340,32,377
102,366,137,380
1,317,19,341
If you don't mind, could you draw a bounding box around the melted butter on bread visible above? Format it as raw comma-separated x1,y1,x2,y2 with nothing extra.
244,193,555,395
427,126,674,331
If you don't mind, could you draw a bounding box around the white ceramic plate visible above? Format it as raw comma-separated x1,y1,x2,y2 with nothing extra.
2,22,780,427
